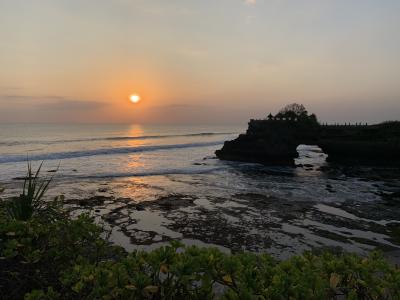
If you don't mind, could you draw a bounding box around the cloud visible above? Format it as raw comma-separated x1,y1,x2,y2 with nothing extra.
244,0,257,6
0,86,22,93
0,94,107,110
42,99,107,110
1,95,63,102
150,103,207,110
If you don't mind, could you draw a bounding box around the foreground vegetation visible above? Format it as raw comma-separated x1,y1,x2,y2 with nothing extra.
1,165,399,299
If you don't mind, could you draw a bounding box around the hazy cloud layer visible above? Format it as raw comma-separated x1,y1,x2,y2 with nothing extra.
41,99,108,111
0,95,107,111
244,0,256,5
0,0,399,124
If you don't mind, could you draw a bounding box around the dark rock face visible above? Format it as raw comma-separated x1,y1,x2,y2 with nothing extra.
216,119,400,166
319,123,400,164
216,134,297,165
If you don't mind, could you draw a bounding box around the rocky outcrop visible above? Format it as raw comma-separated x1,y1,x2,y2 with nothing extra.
216,119,400,166
318,122,400,164
216,119,318,165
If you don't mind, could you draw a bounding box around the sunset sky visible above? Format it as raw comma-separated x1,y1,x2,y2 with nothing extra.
1,0,399,124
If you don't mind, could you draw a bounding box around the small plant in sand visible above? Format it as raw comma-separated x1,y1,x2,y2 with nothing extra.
5,161,62,221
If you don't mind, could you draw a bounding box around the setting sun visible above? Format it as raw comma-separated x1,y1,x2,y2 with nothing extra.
130,94,141,104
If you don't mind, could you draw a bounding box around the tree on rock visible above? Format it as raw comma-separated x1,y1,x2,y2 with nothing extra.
275,103,319,126
279,103,308,118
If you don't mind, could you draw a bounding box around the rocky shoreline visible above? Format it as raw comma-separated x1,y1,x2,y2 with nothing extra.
63,178,400,260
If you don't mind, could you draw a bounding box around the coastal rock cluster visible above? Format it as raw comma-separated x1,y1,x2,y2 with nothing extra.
216,104,400,166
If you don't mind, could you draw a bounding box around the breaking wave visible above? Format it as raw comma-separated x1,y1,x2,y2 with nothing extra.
0,140,225,164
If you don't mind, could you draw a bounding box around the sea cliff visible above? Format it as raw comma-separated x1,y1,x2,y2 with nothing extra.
216,106,400,166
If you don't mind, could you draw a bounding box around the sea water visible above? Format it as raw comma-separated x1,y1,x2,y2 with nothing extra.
0,123,399,258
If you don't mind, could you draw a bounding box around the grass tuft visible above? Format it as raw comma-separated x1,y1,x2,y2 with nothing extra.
6,161,60,221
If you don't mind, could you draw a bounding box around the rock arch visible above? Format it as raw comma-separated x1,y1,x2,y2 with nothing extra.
216,119,400,165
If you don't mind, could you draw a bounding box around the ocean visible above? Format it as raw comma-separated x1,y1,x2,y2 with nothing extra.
0,123,399,259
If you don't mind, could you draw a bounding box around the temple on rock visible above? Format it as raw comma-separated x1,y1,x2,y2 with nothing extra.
216,103,400,166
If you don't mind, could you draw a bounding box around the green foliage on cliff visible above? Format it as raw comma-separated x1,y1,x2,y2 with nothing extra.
275,103,318,125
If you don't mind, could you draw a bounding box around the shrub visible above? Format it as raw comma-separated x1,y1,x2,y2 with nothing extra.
60,245,400,300
1,207,399,299
5,162,60,221
0,211,123,300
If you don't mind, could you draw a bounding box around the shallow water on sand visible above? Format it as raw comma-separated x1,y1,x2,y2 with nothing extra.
1,124,400,259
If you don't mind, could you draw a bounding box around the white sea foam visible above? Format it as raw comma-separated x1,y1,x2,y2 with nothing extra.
0,140,226,163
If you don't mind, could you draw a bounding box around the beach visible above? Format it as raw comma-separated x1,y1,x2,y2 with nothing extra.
1,123,399,259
